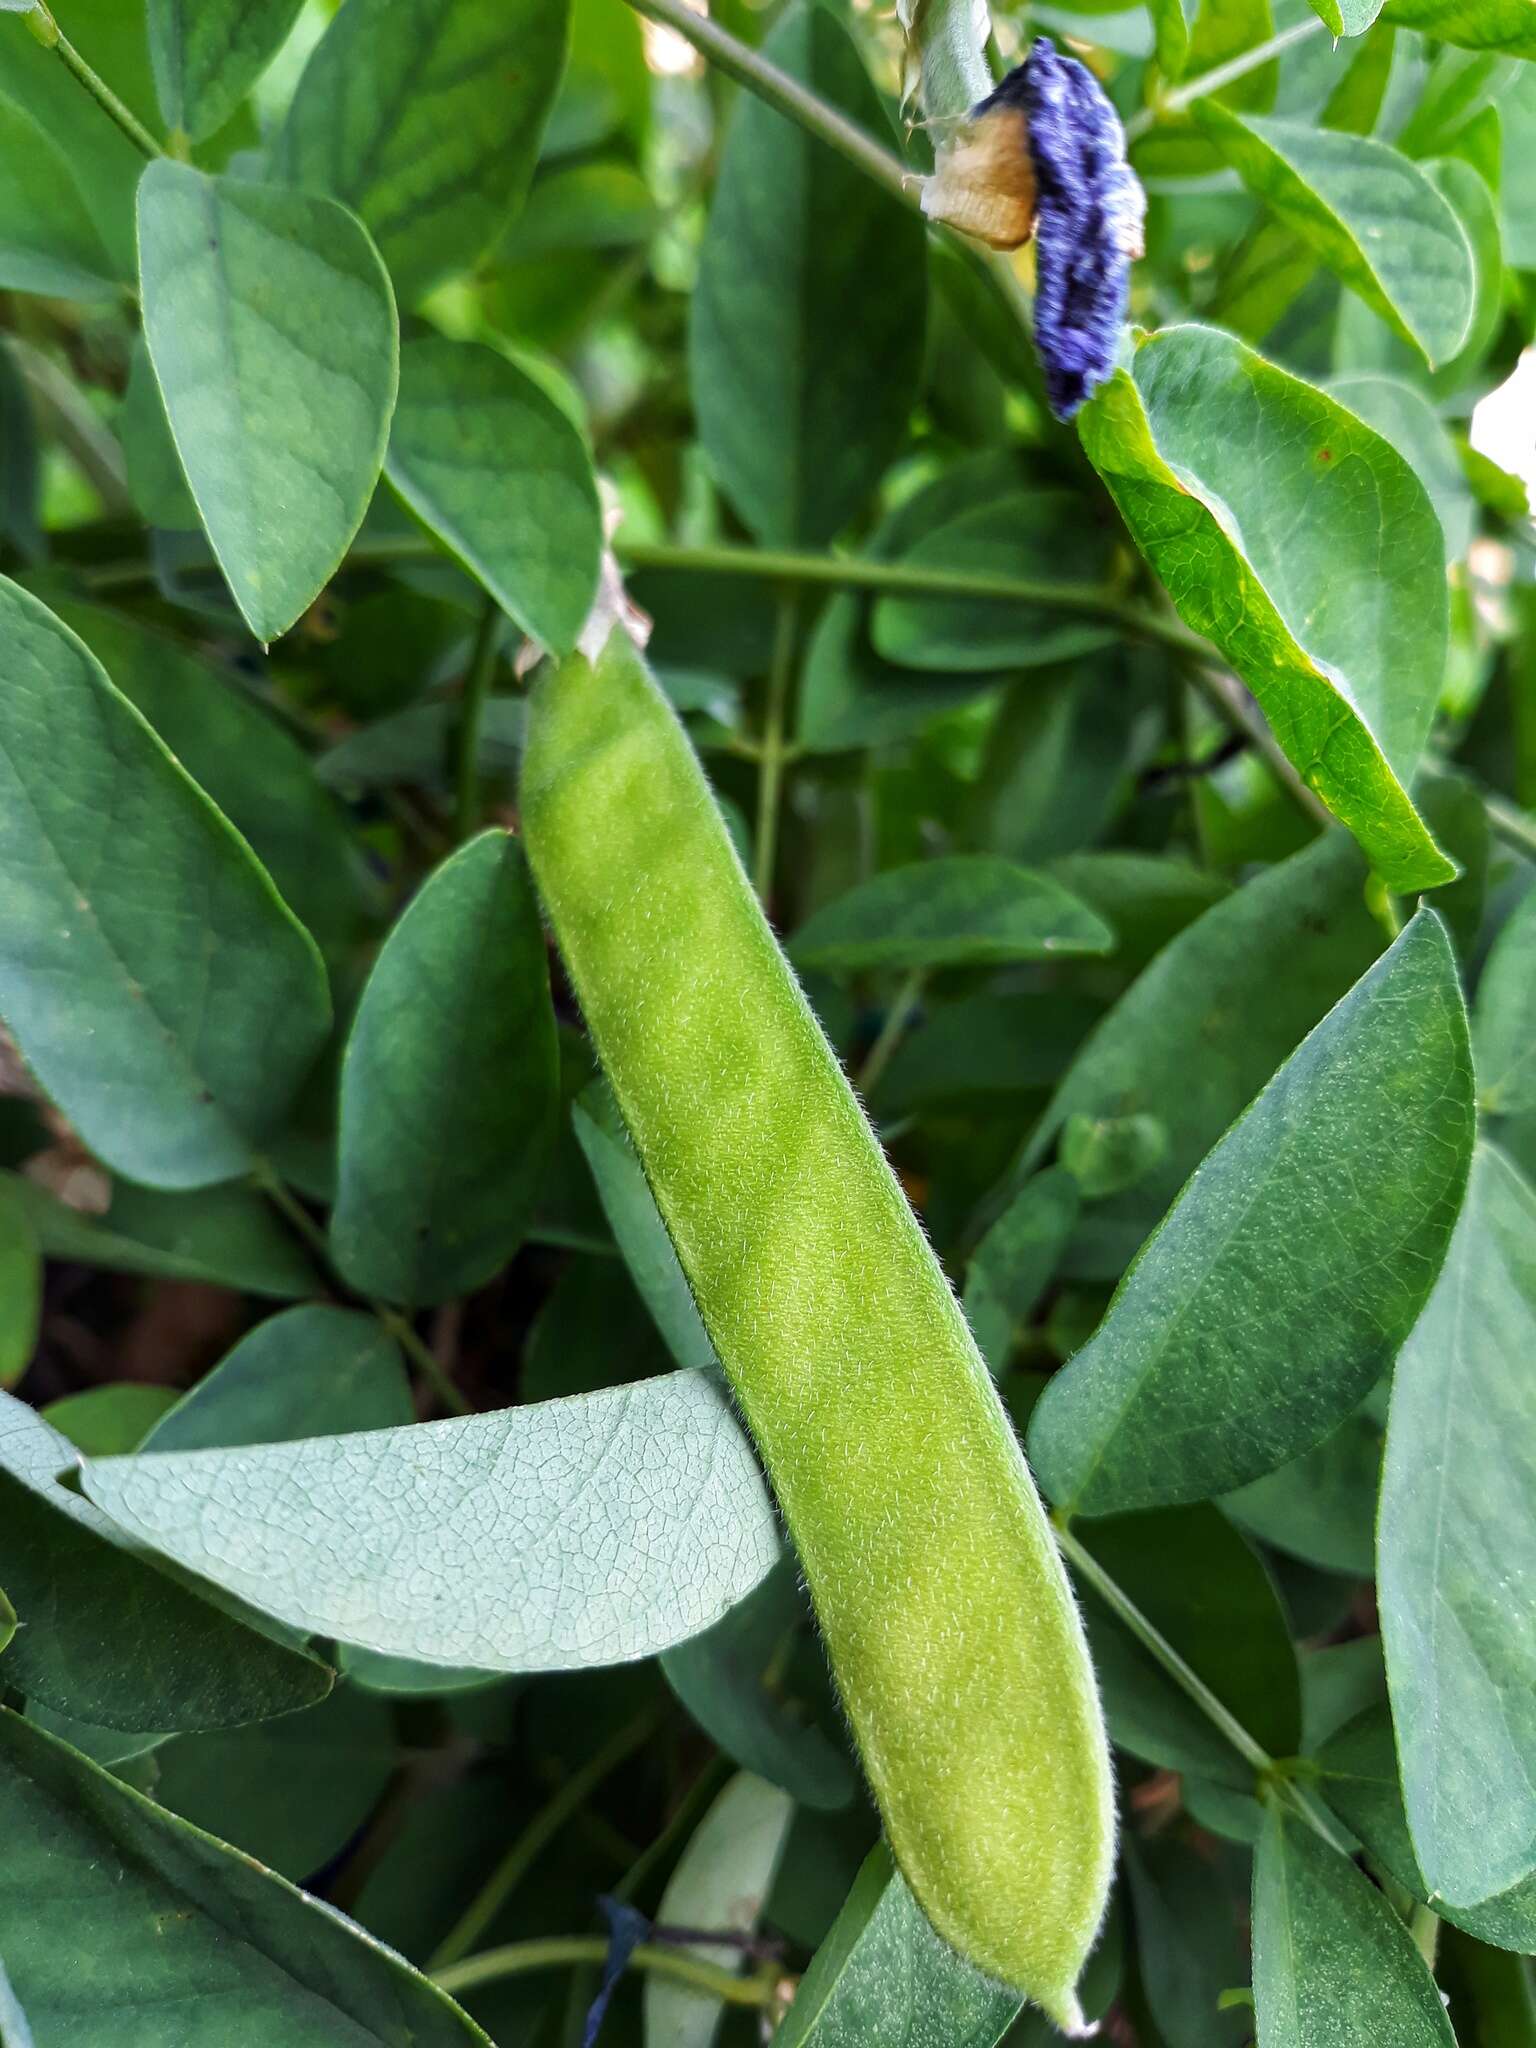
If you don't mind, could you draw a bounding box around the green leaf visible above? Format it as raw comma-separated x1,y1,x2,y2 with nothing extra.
48,598,377,956
1379,1142,1536,1910
83,1371,781,1672
148,0,304,142
385,337,601,654
1384,0,1536,57
0,1708,490,2045
1328,373,1473,563
1124,1832,1251,2048
967,663,1141,866
572,1083,718,1374
1148,0,1197,80
787,858,1114,974
869,494,1116,674
1197,108,1474,365
41,1384,180,1456
661,1559,857,1811
145,1307,413,1452
152,1686,398,1880
1071,1504,1301,1787
690,0,927,546
1029,913,1474,1516
275,0,572,303
1060,1113,1168,1201
1318,1705,1536,1953
963,1169,1081,1374
118,332,199,531
137,160,399,646
0,1388,332,1731
1078,327,1455,891
0,1177,38,1390
0,337,40,562
4,1173,319,1298
644,1771,795,2048
1252,1802,1455,2047
0,95,117,299
1005,830,1383,1282
775,1845,1021,2048
0,582,331,1189
1305,0,1384,37
331,832,559,1305
0,1585,14,1660
1474,883,1536,1115
1223,1394,1384,1577
1427,157,1505,396
1044,853,1230,974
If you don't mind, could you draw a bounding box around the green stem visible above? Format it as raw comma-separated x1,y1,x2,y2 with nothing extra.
455,597,502,843
23,2,164,160
754,590,800,904
1125,17,1327,141
250,1161,472,1418
621,0,916,211
429,1710,660,1971
857,968,926,1098
1054,1521,1275,1778
434,1936,777,2008
618,539,1206,662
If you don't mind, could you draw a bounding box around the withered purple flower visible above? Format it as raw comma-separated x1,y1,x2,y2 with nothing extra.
922,37,1144,422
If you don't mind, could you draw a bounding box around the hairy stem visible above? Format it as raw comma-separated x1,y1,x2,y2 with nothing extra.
21,2,164,160
429,1709,660,1971
434,1936,778,2007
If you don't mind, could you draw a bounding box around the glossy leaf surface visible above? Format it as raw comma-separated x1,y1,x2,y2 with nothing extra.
331,831,560,1305
1030,914,1474,1514
138,161,399,645
0,581,330,1188
1379,1143,1536,1909
1078,326,1454,890
84,1371,781,1671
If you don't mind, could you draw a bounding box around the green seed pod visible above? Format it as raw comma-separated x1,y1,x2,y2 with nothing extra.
522,632,1113,2024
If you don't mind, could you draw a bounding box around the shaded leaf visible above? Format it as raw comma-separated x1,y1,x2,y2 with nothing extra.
1383,0,1536,58
0,1709,490,2045
788,858,1113,973
276,0,571,303
0,95,117,298
1252,1801,1454,2046
1223,1397,1384,1577
1474,882,1536,1115
1078,326,1454,891
0,1178,38,1390
1029,914,1474,1515
963,1169,1081,1374
1124,1832,1251,2048
644,1772,795,2048
775,1844,1021,2047
149,0,305,142
331,832,559,1305
41,1384,179,1457
84,1371,781,1672
385,337,601,654
118,333,199,530
967,663,1141,865
1379,1142,1536,1909
0,582,330,1189
661,1559,857,1811
690,1,926,546
145,1307,413,1452
0,1389,331,1732
138,160,399,646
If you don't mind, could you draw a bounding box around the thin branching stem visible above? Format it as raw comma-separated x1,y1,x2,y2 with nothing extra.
1124,18,1327,142
433,1936,778,2007
21,1,165,160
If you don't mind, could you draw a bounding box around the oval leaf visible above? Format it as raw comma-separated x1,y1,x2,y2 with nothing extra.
690,0,927,546
1029,913,1475,1516
331,831,560,1305
1384,0,1536,56
0,1709,490,2046
1252,1802,1455,2047
0,581,331,1189
1077,326,1454,892
83,1371,782,1672
138,160,399,646
275,0,572,303
1379,1142,1536,1909
775,1846,1022,2048
385,337,601,654
0,95,117,299
0,1389,332,1732
148,0,305,142
1473,882,1536,1115
788,857,1114,974
1198,107,1474,366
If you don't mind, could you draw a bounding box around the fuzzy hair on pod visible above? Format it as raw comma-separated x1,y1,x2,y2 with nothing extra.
1003,39,1144,419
